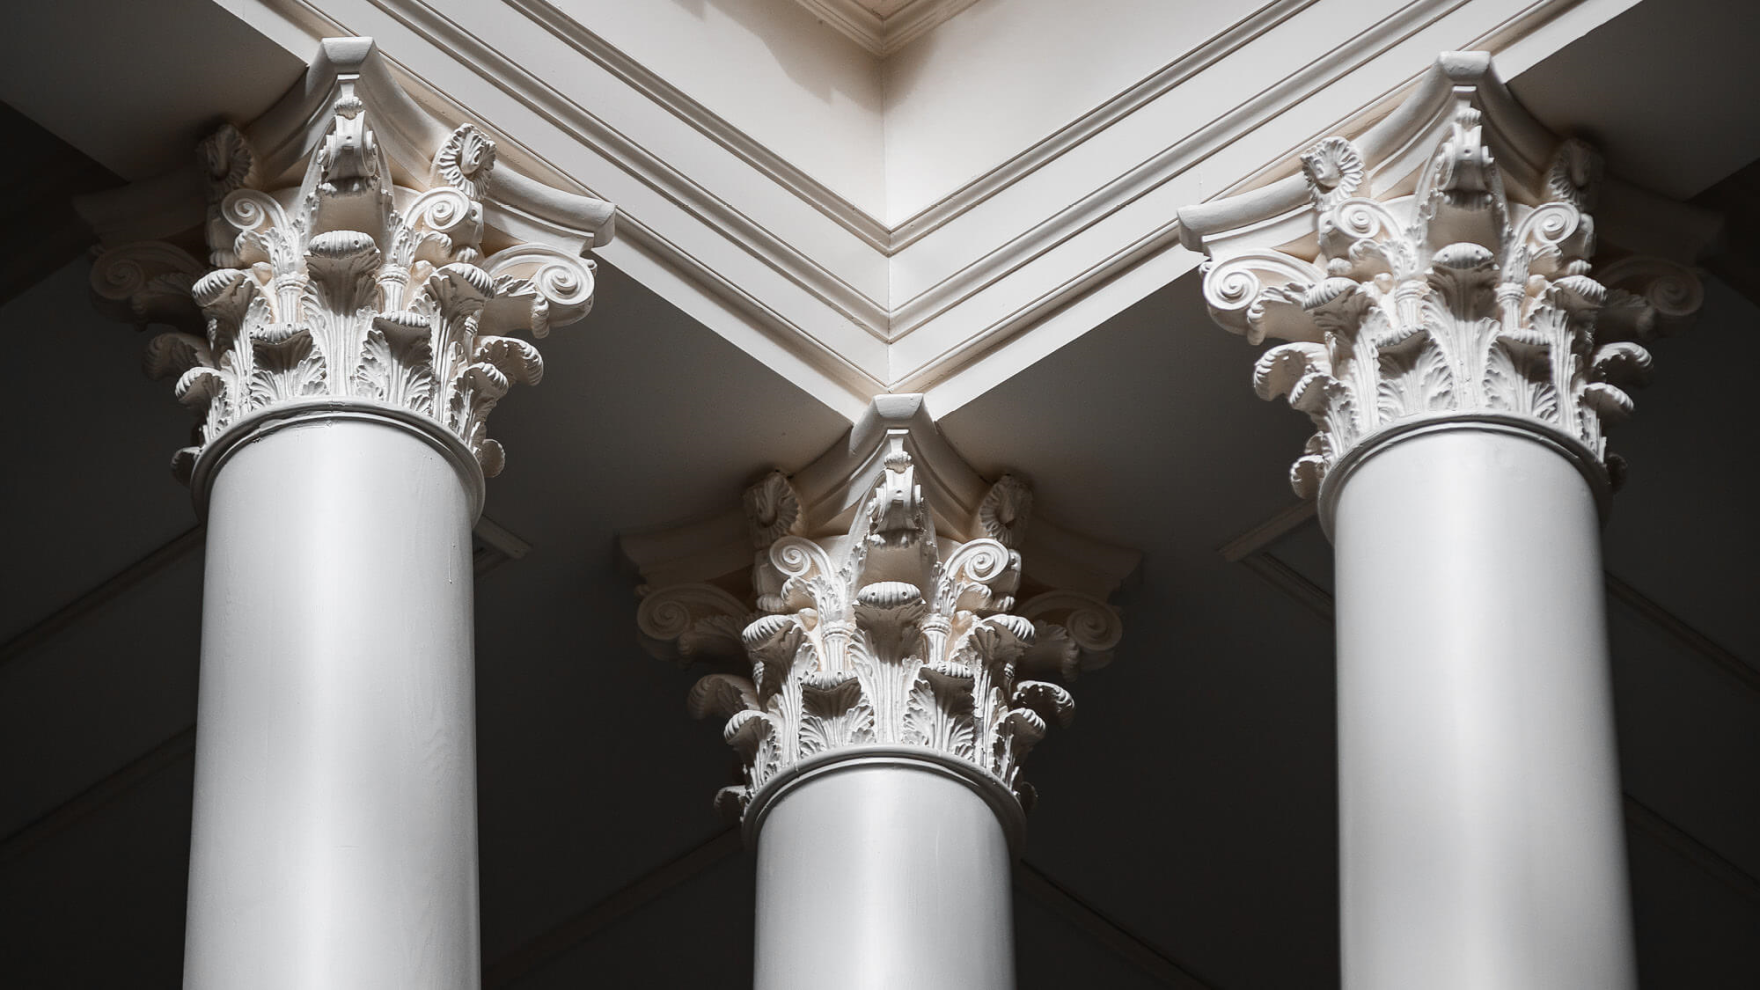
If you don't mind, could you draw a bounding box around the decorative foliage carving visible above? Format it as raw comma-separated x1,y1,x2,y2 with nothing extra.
1198,100,1701,499
1300,137,1365,210
742,470,802,547
639,440,1120,819
976,474,1032,548
91,243,205,326
92,90,598,483
636,584,748,665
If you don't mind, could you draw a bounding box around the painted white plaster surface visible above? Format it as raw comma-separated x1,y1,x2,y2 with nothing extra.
1334,429,1635,990
881,0,1245,224
754,764,1014,990
1171,37,1713,990
547,0,888,218
186,419,482,990
30,0,1711,423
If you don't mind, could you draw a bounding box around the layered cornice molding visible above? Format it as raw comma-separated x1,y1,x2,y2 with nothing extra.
196,0,1625,419
84,38,614,486
1177,51,1710,510
624,395,1139,823
788,0,981,57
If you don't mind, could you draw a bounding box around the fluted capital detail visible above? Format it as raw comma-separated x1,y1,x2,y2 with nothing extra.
628,397,1137,824
1177,52,1710,505
85,38,614,485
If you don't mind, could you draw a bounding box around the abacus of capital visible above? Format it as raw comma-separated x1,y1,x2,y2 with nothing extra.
626,394,1137,990
1178,52,1708,990
85,38,613,990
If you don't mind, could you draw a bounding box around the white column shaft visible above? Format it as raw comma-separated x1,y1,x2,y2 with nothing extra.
183,418,481,990
754,765,1015,990
1333,428,1635,990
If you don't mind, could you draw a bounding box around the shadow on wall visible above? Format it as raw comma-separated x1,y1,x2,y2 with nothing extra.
663,0,884,110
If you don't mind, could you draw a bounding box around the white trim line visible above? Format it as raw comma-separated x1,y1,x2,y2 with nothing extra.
789,0,981,57
210,0,1607,408
360,0,893,335
885,0,1319,252
887,0,1595,393
506,0,895,252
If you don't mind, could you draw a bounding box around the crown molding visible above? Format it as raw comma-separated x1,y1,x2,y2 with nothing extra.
790,0,982,57
356,0,892,338
891,0,1481,335
94,0,1651,419
503,0,894,252
890,0,1614,397
881,0,1320,254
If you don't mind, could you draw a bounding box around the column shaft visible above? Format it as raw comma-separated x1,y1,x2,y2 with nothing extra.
634,420,1123,990
754,762,1015,990
183,417,481,990
1332,427,1634,990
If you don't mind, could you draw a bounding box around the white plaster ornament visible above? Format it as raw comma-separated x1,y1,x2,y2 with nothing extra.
88,38,611,486
1171,52,1705,990
637,436,1122,822
1182,53,1704,503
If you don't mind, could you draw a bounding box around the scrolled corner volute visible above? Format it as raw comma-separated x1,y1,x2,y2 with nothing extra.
635,583,750,667
1180,53,1708,502
1018,591,1124,680
634,442,1129,823
84,37,615,486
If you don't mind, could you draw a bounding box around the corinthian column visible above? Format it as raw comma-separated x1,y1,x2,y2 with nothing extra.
1178,52,1708,990
625,396,1136,990
85,39,613,990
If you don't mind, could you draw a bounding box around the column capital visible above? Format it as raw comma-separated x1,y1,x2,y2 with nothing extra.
84,37,615,491
1177,51,1713,523
623,395,1140,831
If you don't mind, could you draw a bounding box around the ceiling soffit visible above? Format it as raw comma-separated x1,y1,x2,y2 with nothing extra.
60,0,1689,419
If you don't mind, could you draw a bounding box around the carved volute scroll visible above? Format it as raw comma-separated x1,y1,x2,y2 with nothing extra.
86,38,614,486
627,399,1133,824
1178,52,1707,505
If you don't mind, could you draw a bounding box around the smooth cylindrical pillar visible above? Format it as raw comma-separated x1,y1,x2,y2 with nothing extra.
751,754,1017,990
183,411,482,990
1331,424,1635,990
